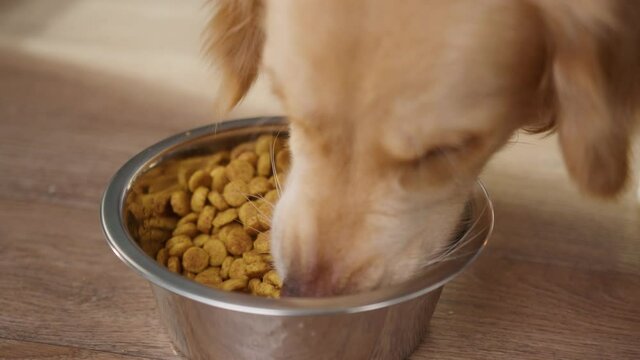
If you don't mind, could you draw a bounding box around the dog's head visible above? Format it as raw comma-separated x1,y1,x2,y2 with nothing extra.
208,0,640,296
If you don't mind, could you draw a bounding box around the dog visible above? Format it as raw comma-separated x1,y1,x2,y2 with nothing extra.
207,0,640,296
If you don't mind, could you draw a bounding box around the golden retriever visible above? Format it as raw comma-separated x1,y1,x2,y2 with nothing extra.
207,0,640,296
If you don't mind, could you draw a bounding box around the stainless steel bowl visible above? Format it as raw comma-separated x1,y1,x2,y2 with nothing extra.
101,116,494,360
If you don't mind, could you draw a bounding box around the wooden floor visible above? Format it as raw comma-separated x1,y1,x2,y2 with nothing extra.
1,2,639,359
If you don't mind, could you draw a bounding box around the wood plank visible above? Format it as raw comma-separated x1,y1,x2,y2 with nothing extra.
0,338,153,360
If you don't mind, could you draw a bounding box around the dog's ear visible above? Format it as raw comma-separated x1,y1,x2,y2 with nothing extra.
206,0,264,111
530,0,640,197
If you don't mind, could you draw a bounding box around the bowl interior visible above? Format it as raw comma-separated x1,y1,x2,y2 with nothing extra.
101,117,494,316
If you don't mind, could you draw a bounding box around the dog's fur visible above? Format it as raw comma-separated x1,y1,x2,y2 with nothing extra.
208,0,640,296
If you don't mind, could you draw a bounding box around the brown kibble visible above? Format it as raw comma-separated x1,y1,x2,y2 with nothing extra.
210,166,229,193
249,176,273,196
275,149,291,174
177,212,198,226
231,141,255,159
255,134,274,155
156,248,168,266
237,151,259,166
195,267,222,287
170,190,191,216
225,226,253,256
254,231,271,254
212,208,238,228
248,278,261,294
196,205,216,234
246,261,271,278
167,256,181,273
172,222,198,237
144,217,178,230
191,186,209,212
220,278,248,292
228,258,248,280
223,180,249,207
188,170,212,192
257,202,272,230
242,251,263,264
255,282,278,298
218,223,243,243
264,190,279,204
225,159,255,183
193,234,211,247
257,153,272,177
184,271,196,280
207,191,229,211
168,241,193,257
263,270,283,288
182,247,210,273
203,239,228,266
165,235,191,249
220,256,234,279
205,151,230,169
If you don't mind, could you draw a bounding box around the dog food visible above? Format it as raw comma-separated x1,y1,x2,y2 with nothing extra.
126,134,289,298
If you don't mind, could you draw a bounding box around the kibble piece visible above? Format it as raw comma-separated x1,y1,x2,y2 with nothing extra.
184,271,197,280
144,217,178,230
237,151,259,166
182,247,210,273
231,141,255,159
170,190,191,216
223,180,249,207
203,239,228,266
225,227,253,256
263,270,283,288
193,234,211,247
228,258,248,280
248,278,261,294
220,256,234,279
246,261,271,278
167,256,182,273
212,208,238,228
156,248,168,266
264,190,279,204
196,205,216,234
195,267,222,287
168,241,193,257
257,153,272,177
238,202,260,230
205,151,230,169
176,212,198,226
242,251,263,264
261,254,274,264
255,282,278,298
257,202,272,230
249,176,273,196
207,191,229,211
220,278,248,292
254,232,271,254
191,186,209,212
172,222,198,238
275,149,291,174
188,170,212,192
210,166,229,193
218,223,243,243
225,159,255,183
255,134,274,155
165,235,191,249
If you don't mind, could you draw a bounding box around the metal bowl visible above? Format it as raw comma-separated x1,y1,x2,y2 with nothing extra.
100,116,493,360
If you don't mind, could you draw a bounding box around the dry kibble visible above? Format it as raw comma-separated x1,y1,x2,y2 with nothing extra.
203,239,228,266
165,235,191,249
254,232,271,254
196,205,216,234
173,222,198,238
170,190,191,216
193,234,211,247
257,153,272,177
246,261,271,278
231,142,255,159
195,267,222,287
221,278,248,292
257,202,272,230
167,256,181,273
177,212,198,226
168,241,193,257
207,191,229,211
225,159,255,183
191,186,209,212
237,151,259,166
238,202,260,230
223,180,249,207
242,251,263,264
275,149,291,174
228,258,248,280
210,166,229,193
264,190,279,204
182,247,210,273
248,278,261,294
249,176,273,196
255,282,278,297
212,208,238,228
261,254,274,264
263,270,283,288
144,217,178,230
156,248,168,266
188,170,212,192
220,256,234,279
218,223,243,243
184,271,197,280
225,227,253,256
205,151,230,169
255,134,274,155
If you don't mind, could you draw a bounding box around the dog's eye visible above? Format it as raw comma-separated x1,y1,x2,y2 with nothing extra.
416,135,481,164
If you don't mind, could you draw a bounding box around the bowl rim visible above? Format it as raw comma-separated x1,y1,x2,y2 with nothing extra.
100,116,493,316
